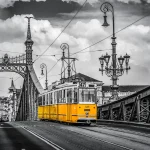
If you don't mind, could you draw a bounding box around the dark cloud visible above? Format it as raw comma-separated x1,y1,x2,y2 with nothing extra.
0,0,81,20
140,0,148,5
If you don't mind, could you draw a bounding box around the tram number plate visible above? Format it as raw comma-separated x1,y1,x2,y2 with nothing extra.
84,109,90,111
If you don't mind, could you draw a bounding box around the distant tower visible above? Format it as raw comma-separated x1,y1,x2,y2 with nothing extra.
9,79,16,93
25,17,34,65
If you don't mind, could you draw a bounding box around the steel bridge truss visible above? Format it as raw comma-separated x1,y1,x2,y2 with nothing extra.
0,17,44,121
0,54,26,78
16,68,40,121
98,86,150,123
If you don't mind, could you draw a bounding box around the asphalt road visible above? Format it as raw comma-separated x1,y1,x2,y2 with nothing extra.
1,121,150,150
0,122,59,150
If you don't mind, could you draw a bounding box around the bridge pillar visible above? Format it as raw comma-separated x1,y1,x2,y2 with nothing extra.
122,102,126,121
108,105,113,120
25,17,34,121
22,85,25,121
137,95,141,122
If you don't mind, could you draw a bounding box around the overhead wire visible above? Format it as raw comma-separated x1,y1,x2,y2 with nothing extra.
71,15,148,56
0,49,62,57
14,15,148,82
33,0,87,63
0,15,147,58
38,58,61,82
42,15,148,81
36,49,112,81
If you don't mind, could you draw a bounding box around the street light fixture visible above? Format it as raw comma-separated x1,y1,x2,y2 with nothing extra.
40,63,48,90
102,13,109,27
99,2,130,102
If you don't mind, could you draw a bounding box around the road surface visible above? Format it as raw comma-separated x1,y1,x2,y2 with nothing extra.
0,121,150,150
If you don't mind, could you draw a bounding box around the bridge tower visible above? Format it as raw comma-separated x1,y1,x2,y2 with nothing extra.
25,17,33,66
24,17,34,121
0,17,43,121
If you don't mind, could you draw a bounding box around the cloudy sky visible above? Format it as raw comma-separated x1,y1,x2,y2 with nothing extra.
0,0,149,96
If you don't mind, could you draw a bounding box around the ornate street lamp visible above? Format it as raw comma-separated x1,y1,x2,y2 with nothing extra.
99,2,130,101
60,43,71,78
40,63,48,90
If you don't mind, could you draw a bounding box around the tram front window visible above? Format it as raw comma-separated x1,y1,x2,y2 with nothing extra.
79,89,95,103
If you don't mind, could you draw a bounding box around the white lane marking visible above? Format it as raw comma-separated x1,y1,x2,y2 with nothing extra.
22,127,65,150
62,128,133,150
1,124,3,125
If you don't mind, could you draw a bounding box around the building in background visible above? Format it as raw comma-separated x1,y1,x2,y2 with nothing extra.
8,79,21,121
0,97,9,122
102,85,149,105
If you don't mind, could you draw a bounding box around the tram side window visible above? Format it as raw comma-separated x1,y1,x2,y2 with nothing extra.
45,94,48,105
58,90,62,103
47,94,49,105
57,91,60,103
62,89,66,103
49,93,52,104
44,94,47,105
38,96,42,106
42,95,45,105
59,90,62,103
48,93,51,105
54,92,56,104
73,88,78,103
67,89,72,103
54,92,57,104
51,93,53,104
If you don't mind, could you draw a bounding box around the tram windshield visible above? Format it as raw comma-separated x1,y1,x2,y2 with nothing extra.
79,88,96,103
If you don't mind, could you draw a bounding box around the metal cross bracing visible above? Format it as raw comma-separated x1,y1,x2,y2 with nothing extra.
98,86,150,123
0,54,26,78
0,17,44,121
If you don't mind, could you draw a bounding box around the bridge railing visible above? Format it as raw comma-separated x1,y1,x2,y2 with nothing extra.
98,86,150,123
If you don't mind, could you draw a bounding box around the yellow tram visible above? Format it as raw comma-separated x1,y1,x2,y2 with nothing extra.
38,81,97,125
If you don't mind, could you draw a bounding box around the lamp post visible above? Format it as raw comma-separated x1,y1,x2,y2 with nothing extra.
40,63,48,90
60,43,71,78
99,2,130,102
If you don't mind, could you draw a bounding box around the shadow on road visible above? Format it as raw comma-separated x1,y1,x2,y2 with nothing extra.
1,123,47,150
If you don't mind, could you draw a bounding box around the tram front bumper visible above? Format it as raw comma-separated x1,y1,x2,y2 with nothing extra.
77,118,96,124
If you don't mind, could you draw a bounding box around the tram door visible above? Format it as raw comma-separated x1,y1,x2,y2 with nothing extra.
67,89,72,121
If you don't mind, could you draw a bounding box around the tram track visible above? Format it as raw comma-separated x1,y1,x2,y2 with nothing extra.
75,124,150,147
13,121,150,150
61,126,133,150
36,124,133,150
24,124,92,150
18,121,130,150
94,123,150,138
